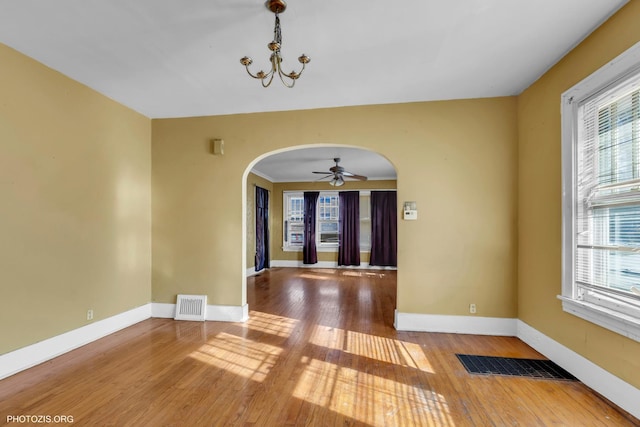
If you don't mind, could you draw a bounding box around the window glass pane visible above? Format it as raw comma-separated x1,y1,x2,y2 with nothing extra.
319,221,338,232
598,91,639,185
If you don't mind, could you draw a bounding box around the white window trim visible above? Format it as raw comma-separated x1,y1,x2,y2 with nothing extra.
560,41,640,342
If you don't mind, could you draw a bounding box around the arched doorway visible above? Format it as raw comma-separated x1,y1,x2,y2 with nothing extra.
241,144,398,317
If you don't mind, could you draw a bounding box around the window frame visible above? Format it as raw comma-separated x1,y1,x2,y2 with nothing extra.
561,41,640,342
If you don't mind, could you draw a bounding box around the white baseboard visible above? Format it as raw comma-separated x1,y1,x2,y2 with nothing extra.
208,303,249,322
151,303,249,322
271,260,397,270
394,310,518,336
517,320,640,420
151,302,176,319
0,304,152,381
1,302,249,381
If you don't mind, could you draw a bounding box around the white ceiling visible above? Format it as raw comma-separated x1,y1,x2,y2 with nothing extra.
0,0,628,120
0,0,628,181
252,147,397,183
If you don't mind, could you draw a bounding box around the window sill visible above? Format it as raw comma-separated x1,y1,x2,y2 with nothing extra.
558,295,640,343
283,247,338,252
281,247,371,253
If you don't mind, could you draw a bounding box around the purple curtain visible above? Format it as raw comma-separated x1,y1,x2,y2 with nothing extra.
338,191,361,266
370,191,397,267
303,191,319,264
255,186,270,271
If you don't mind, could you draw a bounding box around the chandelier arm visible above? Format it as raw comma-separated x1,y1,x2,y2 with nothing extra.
273,53,295,88
261,71,276,88
294,61,307,79
281,61,306,83
277,56,308,84
277,71,296,88
243,66,264,80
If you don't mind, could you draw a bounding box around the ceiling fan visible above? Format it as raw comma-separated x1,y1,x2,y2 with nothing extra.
312,157,368,187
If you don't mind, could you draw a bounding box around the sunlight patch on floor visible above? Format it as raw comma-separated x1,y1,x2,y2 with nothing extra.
343,270,387,278
309,326,435,373
190,332,282,382
299,273,333,281
246,310,298,338
293,358,453,426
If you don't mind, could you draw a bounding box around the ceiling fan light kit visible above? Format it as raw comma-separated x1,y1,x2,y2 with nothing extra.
329,175,345,187
313,158,368,187
240,0,310,88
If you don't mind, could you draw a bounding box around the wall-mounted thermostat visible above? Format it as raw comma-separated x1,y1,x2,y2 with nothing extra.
403,201,418,220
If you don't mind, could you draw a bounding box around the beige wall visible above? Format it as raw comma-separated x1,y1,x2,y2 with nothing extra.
152,97,518,318
0,44,152,354
517,2,640,388
246,172,274,270
270,179,397,264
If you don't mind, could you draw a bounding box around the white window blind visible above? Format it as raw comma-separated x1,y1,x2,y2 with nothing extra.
575,72,640,302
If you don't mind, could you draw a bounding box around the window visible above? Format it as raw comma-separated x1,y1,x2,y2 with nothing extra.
282,191,377,252
360,193,371,250
561,41,640,342
284,194,304,248
318,194,339,245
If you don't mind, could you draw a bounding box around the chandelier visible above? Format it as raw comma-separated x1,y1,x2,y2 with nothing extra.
240,0,310,88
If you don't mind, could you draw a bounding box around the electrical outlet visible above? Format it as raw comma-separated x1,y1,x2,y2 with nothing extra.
469,304,476,314
87,309,94,320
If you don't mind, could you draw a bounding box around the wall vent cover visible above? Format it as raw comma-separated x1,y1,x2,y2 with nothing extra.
174,294,207,321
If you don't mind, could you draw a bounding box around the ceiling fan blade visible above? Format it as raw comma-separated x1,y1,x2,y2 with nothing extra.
342,171,368,181
314,174,334,181
312,171,332,174
343,173,368,181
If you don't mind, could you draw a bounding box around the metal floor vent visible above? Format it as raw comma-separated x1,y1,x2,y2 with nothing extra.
174,294,207,321
456,354,577,381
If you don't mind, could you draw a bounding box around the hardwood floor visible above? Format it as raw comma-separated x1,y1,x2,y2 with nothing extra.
0,267,637,426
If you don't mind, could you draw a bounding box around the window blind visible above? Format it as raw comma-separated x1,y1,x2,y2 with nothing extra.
575,70,640,298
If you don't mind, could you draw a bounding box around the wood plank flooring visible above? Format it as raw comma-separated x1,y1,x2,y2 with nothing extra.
0,267,637,426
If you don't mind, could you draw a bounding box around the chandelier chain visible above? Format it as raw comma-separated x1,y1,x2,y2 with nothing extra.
274,14,282,48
